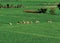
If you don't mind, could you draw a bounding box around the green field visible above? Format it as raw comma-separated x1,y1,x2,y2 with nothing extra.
0,0,60,43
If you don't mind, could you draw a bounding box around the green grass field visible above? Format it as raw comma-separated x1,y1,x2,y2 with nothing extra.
0,0,60,43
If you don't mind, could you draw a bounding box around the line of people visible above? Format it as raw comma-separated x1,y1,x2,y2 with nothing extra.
9,20,40,25
9,20,53,25
0,4,24,8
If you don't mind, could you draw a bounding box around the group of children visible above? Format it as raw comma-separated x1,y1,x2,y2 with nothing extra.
9,20,53,25
9,20,40,25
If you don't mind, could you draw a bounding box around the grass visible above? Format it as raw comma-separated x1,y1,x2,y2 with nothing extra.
0,8,60,43
0,0,60,43
0,23,60,43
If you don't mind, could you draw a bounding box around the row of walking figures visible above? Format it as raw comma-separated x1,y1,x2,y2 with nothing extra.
0,4,24,8
9,20,53,25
